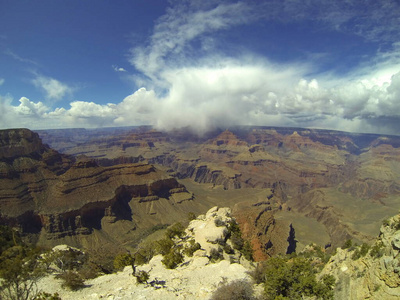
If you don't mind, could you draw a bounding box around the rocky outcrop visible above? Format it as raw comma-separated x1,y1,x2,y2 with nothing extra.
321,214,400,299
36,207,257,299
232,199,294,261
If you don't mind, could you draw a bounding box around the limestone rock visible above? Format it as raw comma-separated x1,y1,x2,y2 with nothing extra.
36,207,255,299
320,213,400,299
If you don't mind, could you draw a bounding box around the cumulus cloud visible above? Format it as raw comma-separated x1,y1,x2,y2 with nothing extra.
1,63,400,134
32,76,73,101
2,0,400,135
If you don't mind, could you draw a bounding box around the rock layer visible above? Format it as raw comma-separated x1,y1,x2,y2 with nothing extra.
0,129,193,247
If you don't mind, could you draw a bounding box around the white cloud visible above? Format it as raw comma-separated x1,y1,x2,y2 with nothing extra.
112,65,127,72
32,76,73,101
130,1,256,84
5,49,39,65
2,0,400,135
14,97,49,116
0,78,4,86
1,58,399,134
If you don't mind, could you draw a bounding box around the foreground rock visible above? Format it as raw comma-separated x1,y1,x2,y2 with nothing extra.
37,207,257,299
321,213,400,299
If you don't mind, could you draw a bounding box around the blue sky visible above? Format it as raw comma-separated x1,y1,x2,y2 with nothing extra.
1,0,400,135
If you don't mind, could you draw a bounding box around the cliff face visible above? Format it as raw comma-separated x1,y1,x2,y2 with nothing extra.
0,129,194,247
321,214,400,299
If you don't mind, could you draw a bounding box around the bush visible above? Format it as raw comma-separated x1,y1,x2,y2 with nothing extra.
113,253,134,271
341,239,353,249
34,291,62,300
183,240,201,257
211,279,256,300
57,270,85,290
46,248,86,272
352,243,370,260
263,256,335,300
230,232,244,250
242,241,253,261
370,241,384,258
165,223,185,239
187,212,197,221
135,270,149,284
162,250,183,269
134,242,157,265
78,261,102,279
214,218,225,227
0,245,45,300
0,226,22,255
223,244,234,255
155,238,174,255
209,248,223,262
85,246,118,274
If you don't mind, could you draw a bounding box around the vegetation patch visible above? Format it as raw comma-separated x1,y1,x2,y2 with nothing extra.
211,279,256,300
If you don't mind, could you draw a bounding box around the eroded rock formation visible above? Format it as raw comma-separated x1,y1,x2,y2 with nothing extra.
0,129,194,247
321,214,400,299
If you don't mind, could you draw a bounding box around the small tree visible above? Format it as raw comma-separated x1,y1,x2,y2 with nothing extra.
165,222,185,239
0,246,45,300
113,253,134,271
162,250,183,269
57,270,85,290
263,256,335,300
135,270,150,284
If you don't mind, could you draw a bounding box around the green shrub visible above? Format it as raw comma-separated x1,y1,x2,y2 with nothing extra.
155,238,174,255
134,243,157,265
352,243,370,260
223,244,234,254
135,270,150,284
341,239,353,249
263,256,335,300
242,241,253,261
248,261,267,284
183,241,201,257
46,247,86,272
165,222,185,239
214,218,225,227
0,245,45,300
370,241,384,258
394,221,400,231
230,232,244,250
113,253,134,271
209,248,223,262
0,226,22,255
78,261,102,279
211,279,256,300
187,212,197,221
162,250,183,269
34,291,62,300
57,270,85,290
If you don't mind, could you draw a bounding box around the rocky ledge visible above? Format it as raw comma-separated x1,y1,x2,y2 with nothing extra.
37,207,258,299
321,213,400,299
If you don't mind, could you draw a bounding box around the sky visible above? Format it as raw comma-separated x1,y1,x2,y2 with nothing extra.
1,0,400,135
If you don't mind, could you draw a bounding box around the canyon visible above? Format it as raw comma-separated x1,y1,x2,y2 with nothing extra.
1,126,400,261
